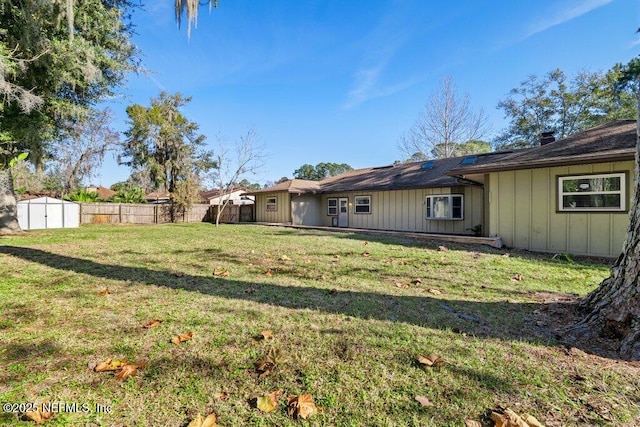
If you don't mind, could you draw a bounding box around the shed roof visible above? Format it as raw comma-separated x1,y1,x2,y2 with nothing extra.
449,120,636,175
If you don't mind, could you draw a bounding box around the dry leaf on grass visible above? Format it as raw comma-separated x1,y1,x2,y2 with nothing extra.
173,272,185,278
256,388,283,413
24,405,54,424
171,331,193,345
427,288,442,295
328,288,338,295
395,282,409,289
491,408,544,427
364,241,368,246
258,329,273,340
464,420,482,427
213,391,228,400
287,394,321,419
264,269,273,276
437,246,449,252
99,287,111,296
502,253,510,257
411,278,422,285
187,413,222,427
143,319,162,328
245,286,256,294
415,396,434,407
511,274,524,282
115,362,146,380
213,267,230,277
280,254,291,261
417,353,445,367
94,358,127,372
362,251,370,257
255,347,286,378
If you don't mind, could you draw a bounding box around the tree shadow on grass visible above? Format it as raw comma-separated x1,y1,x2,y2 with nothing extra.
0,245,616,360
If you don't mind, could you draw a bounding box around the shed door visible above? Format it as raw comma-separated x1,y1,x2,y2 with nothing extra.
338,198,349,227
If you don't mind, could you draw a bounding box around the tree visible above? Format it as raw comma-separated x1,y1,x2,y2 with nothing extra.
51,108,120,194
398,76,490,160
570,56,640,360
175,0,218,38
496,68,636,148
0,153,27,233
121,92,214,214
0,0,139,233
293,162,353,180
210,127,266,226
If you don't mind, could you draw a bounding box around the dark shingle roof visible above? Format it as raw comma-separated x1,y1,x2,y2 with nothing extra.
450,120,636,175
249,179,321,194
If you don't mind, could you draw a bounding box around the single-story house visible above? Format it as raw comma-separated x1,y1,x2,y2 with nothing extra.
86,185,116,200
201,188,255,206
250,120,636,257
144,191,171,204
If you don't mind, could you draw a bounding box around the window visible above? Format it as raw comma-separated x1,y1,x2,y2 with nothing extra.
327,198,338,216
354,196,371,214
425,195,463,220
558,173,626,212
266,196,277,211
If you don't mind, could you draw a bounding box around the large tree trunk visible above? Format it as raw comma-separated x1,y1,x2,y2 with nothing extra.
572,117,640,360
0,168,23,234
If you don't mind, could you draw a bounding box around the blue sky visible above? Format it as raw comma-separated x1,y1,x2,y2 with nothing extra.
96,0,640,188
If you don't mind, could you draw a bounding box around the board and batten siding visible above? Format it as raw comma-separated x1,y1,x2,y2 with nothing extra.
318,186,483,234
291,194,323,225
255,192,291,223
487,160,634,257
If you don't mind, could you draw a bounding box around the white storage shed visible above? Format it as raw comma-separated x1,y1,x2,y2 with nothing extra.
17,197,80,230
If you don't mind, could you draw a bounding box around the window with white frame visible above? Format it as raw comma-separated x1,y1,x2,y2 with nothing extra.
354,195,371,214
327,198,338,216
558,173,626,212
425,195,463,220
266,196,277,211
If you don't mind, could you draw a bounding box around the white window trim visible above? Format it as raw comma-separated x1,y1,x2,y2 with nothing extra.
266,196,277,211
354,195,371,214
327,198,338,216
425,194,464,220
558,172,626,212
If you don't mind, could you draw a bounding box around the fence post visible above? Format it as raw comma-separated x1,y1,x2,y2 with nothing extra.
154,204,158,224
119,203,122,224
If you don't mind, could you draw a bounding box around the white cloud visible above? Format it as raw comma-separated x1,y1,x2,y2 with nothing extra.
524,0,614,39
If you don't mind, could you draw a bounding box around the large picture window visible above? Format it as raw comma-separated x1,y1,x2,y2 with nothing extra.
327,198,338,216
425,195,463,220
266,196,277,211
354,196,371,214
558,173,626,212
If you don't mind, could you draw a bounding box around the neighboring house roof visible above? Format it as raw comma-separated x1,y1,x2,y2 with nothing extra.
450,120,637,175
86,186,116,200
145,191,171,201
250,179,322,194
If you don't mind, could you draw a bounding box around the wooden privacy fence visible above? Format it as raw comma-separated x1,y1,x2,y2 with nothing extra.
79,203,251,225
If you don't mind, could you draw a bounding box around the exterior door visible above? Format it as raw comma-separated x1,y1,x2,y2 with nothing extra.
338,198,349,227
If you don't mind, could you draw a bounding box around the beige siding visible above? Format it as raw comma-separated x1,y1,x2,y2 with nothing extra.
318,186,483,234
488,160,634,257
291,194,323,225
255,192,291,223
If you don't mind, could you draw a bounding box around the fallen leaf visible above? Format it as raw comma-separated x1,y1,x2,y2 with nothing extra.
258,329,273,340
491,408,542,427
213,267,229,277
115,362,146,380
143,319,162,329
399,260,408,265
173,272,185,278
328,288,338,295
187,413,221,427
427,288,442,295
333,254,340,259
264,269,273,276
24,404,54,424
395,282,409,289
511,274,524,282
94,358,127,372
411,278,422,285
245,286,256,294
99,287,111,296
415,395,434,407
364,241,368,246
257,388,283,413
171,331,193,345
213,391,229,400
417,353,445,367
502,253,510,257
362,251,370,257
464,420,482,427
287,394,321,419
437,246,448,252
280,254,291,261
255,347,286,378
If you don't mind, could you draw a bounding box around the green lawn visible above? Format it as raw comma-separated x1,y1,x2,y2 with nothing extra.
1,223,638,426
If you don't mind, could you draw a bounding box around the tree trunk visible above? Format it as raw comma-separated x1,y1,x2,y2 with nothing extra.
0,168,23,234
572,116,640,360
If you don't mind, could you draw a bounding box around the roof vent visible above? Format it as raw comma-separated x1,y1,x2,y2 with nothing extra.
421,161,435,170
540,131,555,145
